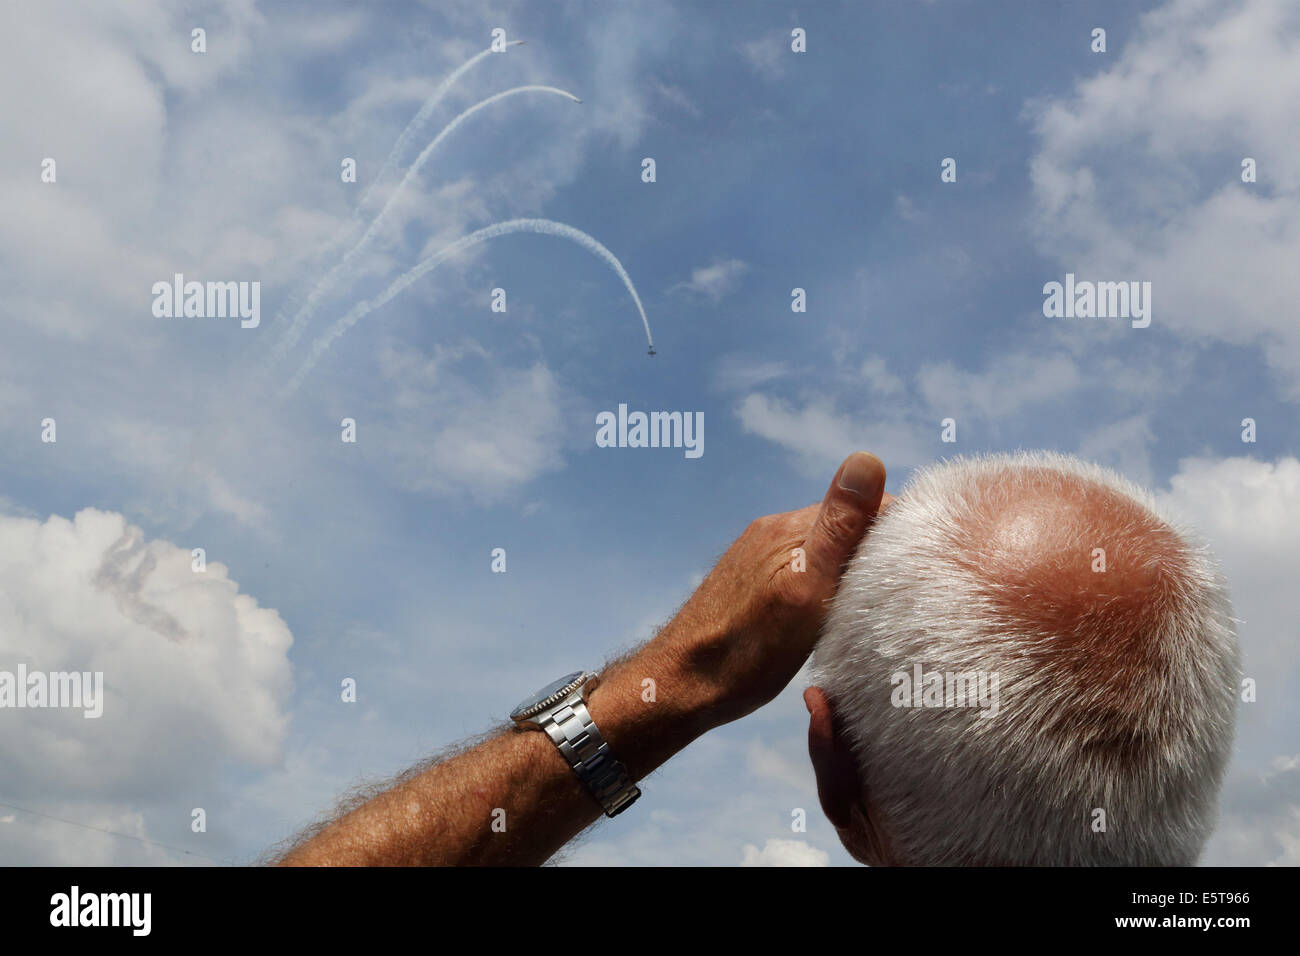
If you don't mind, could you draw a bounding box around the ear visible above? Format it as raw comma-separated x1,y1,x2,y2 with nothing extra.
804,685,861,830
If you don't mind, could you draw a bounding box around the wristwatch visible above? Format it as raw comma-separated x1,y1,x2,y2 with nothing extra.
510,670,641,817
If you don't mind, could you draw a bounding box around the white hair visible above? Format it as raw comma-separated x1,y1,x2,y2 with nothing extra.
810,451,1239,866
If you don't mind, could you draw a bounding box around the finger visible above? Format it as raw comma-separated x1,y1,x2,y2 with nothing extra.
803,451,886,585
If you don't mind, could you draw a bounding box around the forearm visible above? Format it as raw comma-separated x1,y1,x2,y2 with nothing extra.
276,633,713,866
277,724,594,866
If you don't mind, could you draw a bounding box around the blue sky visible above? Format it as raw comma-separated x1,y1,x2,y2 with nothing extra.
1,0,1297,866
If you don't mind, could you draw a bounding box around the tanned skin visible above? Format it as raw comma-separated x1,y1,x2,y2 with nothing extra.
276,451,889,866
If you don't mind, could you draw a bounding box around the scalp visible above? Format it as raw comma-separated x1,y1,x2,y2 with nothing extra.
958,466,1187,669
932,462,1200,728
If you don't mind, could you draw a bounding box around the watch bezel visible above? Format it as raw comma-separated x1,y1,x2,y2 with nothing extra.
510,670,595,722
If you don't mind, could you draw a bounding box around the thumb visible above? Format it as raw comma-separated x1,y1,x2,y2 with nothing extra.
804,451,886,585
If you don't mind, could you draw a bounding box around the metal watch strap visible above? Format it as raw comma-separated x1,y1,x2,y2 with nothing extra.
538,697,640,817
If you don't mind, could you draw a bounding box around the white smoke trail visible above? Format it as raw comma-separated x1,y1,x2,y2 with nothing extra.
250,43,523,374
267,85,581,365
359,40,525,211
284,218,654,394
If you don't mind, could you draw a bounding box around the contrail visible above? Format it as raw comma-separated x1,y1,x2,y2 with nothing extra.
251,42,524,374
267,85,581,365
284,218,654,394
359,40,525,211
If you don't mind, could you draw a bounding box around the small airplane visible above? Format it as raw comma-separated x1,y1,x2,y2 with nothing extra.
647,346,656,357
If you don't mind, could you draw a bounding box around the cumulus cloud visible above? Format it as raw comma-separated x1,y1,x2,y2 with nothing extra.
739,838,829,867
1027,0,1300,395
1156,455,1300,863
0,507,292,862
0,508,293,785
1158,455,1300,680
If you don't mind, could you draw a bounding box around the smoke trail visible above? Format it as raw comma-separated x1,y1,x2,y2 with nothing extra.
359,40,525,211
267,85,581,365
250,42,524,375
284,218,654,394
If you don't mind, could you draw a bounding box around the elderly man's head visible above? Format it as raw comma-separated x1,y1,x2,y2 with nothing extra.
807,452,1239,866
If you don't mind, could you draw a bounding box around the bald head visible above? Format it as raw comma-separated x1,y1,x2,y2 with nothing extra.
958,464,1195,701
809,452,1239,866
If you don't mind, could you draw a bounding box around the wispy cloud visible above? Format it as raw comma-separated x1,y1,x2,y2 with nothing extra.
669,258,750,302
741,34,787,79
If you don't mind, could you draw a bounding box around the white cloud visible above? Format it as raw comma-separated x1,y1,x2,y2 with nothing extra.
654,80,702,118
374,344,569,500
1158,455,1300,679
0,804,178,867
741,35,787,79
1155,456,1300,863
1205,755,1300,866
1028,0,1300,396
746,737,813,793
860,355,906,397
0,507,293,863
739,838,829,867
670,259,750,302
0,1,278,340
735,392,932,475
282,8,366,51
713,356,792,392
0,508,293,778
894,194,923,222
917,352,1082,421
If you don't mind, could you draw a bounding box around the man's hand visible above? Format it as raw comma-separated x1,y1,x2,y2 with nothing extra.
637,451,889,731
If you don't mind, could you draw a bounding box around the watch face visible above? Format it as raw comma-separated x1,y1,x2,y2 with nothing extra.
511,671,586,721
